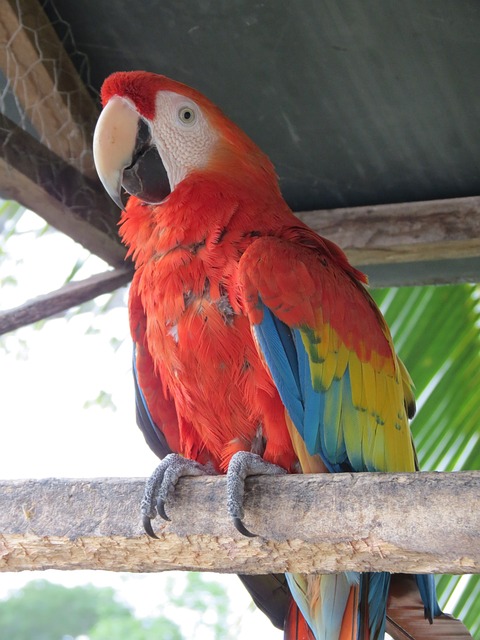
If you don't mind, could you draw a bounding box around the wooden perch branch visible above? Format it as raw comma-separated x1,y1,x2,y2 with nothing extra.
0,267,132,335
1,472,479,575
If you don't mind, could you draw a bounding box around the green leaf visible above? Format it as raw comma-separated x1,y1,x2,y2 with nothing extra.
372,283,480,634
0,580,132,640
83,390,117,411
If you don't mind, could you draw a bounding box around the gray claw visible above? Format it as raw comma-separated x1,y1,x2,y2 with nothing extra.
233,516,257,538
156,496,170,522
141,453,210,537
226,451,286,537
143,515,159,539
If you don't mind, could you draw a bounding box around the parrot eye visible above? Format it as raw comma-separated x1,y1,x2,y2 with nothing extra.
178,106,196,126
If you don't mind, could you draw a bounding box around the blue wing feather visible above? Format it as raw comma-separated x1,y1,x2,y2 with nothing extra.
362,574,390,639
256,306,349,473
253,306,304,429
293,327,324,454
415,575,442,621
252,300,442,636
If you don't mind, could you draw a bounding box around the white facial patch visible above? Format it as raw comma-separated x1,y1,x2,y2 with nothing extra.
150,91,219,189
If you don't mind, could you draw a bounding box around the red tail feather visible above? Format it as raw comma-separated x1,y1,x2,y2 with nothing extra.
284,599,316,640
340,586,361,640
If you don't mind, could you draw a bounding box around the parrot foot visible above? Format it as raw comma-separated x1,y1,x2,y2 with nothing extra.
226,451,286,538
141,453,211,539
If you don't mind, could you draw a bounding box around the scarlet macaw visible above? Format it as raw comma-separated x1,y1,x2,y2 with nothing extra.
93,71,470,639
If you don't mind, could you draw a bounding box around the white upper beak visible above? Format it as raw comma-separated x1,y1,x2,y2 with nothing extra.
93,96,139,209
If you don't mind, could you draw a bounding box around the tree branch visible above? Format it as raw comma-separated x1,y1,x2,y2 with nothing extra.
0,267,133,335
1,473,478,574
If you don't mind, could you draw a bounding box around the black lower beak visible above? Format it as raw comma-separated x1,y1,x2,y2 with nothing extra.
122,120,171,205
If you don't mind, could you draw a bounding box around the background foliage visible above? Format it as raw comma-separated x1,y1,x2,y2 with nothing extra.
0,575,235,640
373,284,480,637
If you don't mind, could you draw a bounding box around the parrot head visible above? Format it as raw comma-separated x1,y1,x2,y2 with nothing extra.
93,71,276,209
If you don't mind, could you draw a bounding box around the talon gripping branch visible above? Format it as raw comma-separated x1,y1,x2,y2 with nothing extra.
93,71,469,640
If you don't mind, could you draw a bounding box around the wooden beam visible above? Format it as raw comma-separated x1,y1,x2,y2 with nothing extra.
0,267,133,335
0,0,98,179
297,195,480,268
0,472,478,574
0,114,124,266
359,256,480,288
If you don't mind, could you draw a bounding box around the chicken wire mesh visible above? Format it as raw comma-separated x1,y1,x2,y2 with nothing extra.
0,0,123,266
0,0,99,178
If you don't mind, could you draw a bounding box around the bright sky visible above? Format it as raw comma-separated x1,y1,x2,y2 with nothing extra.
0,208,281,638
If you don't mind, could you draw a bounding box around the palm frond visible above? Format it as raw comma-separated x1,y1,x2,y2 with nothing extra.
372,284,480,637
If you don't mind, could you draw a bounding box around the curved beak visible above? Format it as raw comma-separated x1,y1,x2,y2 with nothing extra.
93,96,139,209
93,96,171,209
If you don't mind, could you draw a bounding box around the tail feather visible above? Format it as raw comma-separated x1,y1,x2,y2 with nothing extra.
282,583,372,640
359,575,370,640
285,573,353,639
339,585,359,640
284,599,316,640
283,573,472,640
360,573,391,640
387,575,473,639
414,575,441,621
